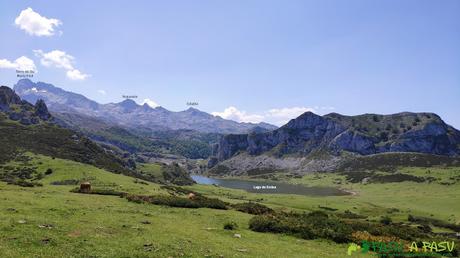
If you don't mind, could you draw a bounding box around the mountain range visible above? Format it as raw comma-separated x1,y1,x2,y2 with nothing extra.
6,79,460,176
0,85,198,185
0,85,130,172
208,111,460,174
13,79,277,134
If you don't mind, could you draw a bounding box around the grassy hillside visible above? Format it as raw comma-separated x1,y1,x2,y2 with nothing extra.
325,112,456,139
337,152,460,172
0,119,129,174
1,153,459,257
189,167,460,225
138,162,195,185
0,154,367,258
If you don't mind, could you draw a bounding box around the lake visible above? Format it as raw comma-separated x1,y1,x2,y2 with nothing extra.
191,175,349,196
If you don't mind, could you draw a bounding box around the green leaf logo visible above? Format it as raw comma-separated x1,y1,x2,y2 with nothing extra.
347,243,361,256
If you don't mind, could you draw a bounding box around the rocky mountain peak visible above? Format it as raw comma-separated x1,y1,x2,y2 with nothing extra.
154,106,168,111
34,99,52,120
210,111,460,166
13,78,35,91
283,111,326,130
185,107,199,112
117,99,139,111
181,107,212,118
0,86,53,125
0,86,23,111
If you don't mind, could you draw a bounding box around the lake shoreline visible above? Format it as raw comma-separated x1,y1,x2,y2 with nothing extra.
191,175,350,197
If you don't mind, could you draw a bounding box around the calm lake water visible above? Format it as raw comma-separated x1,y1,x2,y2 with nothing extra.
191,175,349,196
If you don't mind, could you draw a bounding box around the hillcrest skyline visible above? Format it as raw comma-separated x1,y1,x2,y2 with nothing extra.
1,1,459,128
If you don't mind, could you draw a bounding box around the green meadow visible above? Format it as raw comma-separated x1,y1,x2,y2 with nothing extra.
1,153,459,257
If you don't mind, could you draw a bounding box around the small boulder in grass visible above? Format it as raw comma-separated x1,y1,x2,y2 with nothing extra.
144,243,154,251
233,233,241,238
38,224,54,229
41,238,51,245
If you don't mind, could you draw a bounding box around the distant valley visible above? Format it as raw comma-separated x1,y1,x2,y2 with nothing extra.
12,79,278,161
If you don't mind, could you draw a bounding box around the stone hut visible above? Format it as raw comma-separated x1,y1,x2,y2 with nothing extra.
80,182,91,193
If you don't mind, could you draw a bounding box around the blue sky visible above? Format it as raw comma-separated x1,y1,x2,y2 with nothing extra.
0,0,459,127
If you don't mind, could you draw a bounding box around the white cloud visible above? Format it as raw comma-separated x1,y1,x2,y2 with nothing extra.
141,98,159,108
0,59,16,69
34,50,74,70
268,107,315,119
314,106,335,111
34,49,89,80
14,7,62,36
0,56,36,71
212,106,264,123
97,90,106,95
212,106,334,126
267,107,316,125
66,69,90,80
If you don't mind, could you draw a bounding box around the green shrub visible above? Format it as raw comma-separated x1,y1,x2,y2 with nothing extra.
51,179,79,185
125,194,228,210
341,171,373,183
161,185,198,195
133,179,148,185
45,168,53,175
34,172,44,180
249,215,285,233
408,214,460,231
417,224,432,233
318,206,338,211
338,210,367,219
70,187,126,196
232,202,273,215
380,216,392,225
223,221,238,230
249,211,352,243
372,173,425,183
6,179,42,187
349,221,424,241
